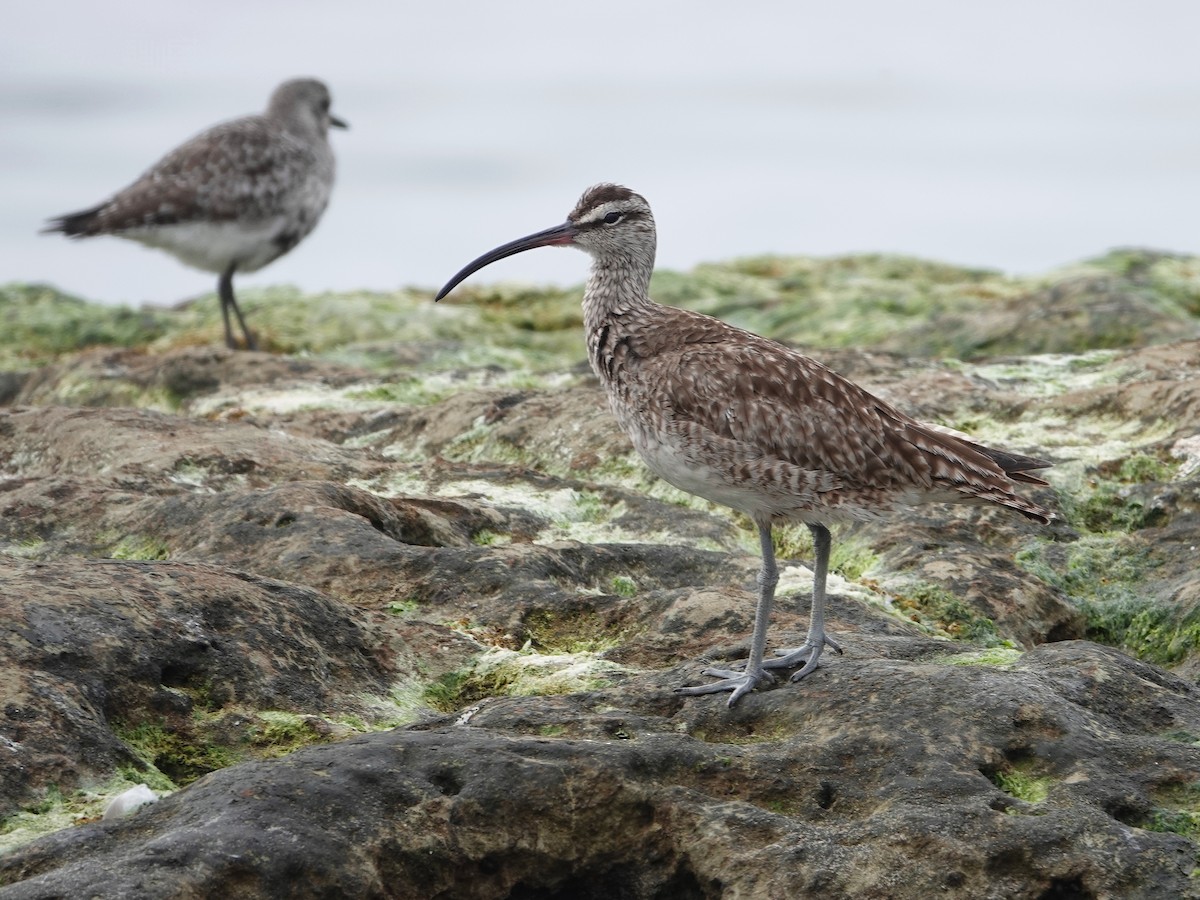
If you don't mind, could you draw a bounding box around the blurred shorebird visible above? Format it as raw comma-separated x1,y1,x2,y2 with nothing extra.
436,183,1053,706
43,78,347,350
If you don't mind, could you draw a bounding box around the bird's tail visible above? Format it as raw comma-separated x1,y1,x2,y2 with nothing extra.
963,443,1054,523
975,445,1052,486
914,422,1055,524
41,205,106,238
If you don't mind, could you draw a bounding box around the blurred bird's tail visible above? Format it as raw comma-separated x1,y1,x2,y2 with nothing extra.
41,205,105,237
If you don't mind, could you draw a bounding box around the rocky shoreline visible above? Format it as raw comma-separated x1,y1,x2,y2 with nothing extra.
0,249,1198,897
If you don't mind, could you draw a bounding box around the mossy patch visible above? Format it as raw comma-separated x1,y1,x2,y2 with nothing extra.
1064,486,1165,534
1,536,48,560
423,648,630,712
113,706,355,787
106,535,171,561
1144,810,1200,845
470,529,510,547
1082,595,1200,669
345,378,452,407
377,678,443,723
0,283,171,369
386,599,421,617
249,711,335,759
1162,730,1200,747
115,762,176,794
936,647,1024,667
470,285,583,333
424,666,518,712
572,490,609,524
524,606,630,654
965,351,1126,402
114,719,236,786
1016,535,1150,606
1115,452,1175,484
1056,451,1175,534
1144,782,1200,842
892,582,1004,645
991,760,1053,805
610,575,638,598
830,535,881,581
1016,535,1194,666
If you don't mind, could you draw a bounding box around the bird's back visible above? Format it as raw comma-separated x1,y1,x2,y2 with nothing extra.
590,299,1051,525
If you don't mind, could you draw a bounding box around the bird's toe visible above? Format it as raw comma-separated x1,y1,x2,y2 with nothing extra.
676,667,774,706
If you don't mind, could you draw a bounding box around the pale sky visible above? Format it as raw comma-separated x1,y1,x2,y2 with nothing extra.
3,0,1198,303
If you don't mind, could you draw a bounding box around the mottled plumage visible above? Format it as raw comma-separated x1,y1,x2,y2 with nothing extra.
437,183,1053,706
43,78,346,349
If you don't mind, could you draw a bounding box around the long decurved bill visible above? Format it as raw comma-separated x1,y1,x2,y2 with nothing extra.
434,222,577,302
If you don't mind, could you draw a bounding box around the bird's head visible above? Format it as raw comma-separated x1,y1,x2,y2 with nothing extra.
434,183,656,302
269,78,348,138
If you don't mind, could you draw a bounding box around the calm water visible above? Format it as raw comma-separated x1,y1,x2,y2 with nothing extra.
3,0,1199,305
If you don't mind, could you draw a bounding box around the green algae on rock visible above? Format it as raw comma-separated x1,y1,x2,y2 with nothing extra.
0,283,170,370
7,248,1199,373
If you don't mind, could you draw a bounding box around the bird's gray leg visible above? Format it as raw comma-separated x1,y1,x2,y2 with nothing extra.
677,519,778,706
217,266,236,349
762,522,843,679
218,264,256,351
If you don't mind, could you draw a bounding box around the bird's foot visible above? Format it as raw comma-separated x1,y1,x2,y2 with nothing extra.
676,666,776,707
760,634,843,682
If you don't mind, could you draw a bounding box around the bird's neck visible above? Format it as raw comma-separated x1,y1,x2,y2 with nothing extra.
582,255,655,331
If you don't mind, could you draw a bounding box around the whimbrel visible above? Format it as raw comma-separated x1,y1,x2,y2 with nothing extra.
436,183,1053,706
43,78,347,350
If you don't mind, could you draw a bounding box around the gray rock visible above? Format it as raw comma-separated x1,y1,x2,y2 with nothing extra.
2,642,1197,899
0,556,393,818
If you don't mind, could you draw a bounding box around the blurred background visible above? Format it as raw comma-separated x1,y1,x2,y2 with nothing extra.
2,0,1198,306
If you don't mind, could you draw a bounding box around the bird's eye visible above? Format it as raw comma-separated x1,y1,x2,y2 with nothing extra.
603,212,622,225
